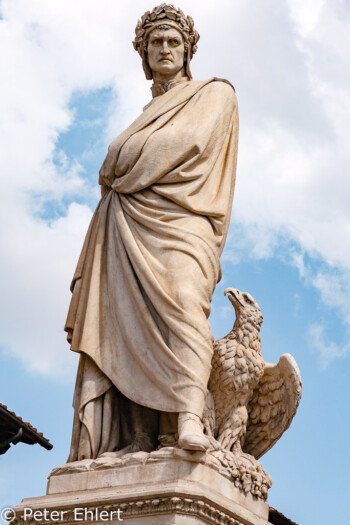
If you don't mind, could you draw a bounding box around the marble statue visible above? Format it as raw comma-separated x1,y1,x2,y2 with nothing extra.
65,3,238,461
203,289,301,459
64,4,301,469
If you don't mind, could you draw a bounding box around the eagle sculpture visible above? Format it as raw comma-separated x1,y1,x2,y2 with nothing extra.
203,288,302,459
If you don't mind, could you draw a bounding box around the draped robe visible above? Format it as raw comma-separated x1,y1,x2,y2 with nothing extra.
65,78,239,460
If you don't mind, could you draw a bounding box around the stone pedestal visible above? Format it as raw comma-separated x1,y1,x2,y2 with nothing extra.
13,448,272,524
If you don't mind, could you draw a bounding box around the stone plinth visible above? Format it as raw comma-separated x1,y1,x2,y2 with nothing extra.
13,448,271,525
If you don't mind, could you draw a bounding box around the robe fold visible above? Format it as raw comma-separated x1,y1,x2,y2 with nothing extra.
65,78,239,460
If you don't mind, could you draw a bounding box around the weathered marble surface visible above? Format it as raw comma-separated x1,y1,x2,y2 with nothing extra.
48,447,272,502
13,449,271,525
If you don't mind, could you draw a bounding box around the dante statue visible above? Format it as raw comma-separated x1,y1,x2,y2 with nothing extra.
65,3,239,461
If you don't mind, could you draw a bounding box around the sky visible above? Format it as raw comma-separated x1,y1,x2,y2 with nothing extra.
0,0,349,523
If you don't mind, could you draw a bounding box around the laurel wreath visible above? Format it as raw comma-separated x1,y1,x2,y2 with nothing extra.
133,3,199,57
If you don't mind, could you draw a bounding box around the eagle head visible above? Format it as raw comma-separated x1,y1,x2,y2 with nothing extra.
224,288,263,329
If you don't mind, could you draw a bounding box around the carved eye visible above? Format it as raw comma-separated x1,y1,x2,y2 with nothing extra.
243,294,253,304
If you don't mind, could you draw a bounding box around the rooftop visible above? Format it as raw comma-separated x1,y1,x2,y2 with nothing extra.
0,403,53,455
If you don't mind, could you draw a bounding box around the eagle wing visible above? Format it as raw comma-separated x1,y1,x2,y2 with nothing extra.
243,353,302,459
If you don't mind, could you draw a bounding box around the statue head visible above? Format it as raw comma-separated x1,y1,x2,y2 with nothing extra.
133,4,200,81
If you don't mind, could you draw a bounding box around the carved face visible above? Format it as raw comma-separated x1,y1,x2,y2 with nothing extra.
147,27,185,79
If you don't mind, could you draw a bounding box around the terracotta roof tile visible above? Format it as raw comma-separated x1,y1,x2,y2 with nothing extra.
0,402,52,453
269,507,299,525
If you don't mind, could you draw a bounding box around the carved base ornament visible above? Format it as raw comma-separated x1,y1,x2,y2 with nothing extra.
13,448,272,525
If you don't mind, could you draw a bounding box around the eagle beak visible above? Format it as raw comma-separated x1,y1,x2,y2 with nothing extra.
224,287,245,308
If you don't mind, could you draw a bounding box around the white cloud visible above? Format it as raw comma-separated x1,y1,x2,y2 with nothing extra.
308,322,349,369
287,0,326,37
0,0,349,376
0,202,91,376
311,270,350,326
222,1,350,345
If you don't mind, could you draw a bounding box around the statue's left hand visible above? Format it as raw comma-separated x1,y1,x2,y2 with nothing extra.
98,141,119,188
101,185,110,198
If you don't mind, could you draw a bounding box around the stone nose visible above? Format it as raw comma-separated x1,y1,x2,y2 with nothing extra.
160,42,171,54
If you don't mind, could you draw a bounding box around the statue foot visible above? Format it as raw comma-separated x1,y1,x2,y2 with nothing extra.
178,412,210,452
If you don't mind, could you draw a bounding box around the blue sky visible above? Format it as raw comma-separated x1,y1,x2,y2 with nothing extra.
1,1,350,524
